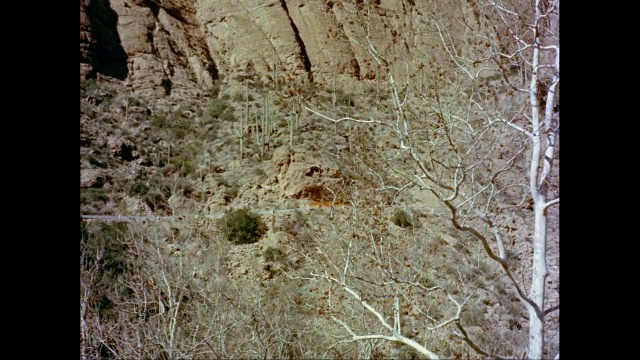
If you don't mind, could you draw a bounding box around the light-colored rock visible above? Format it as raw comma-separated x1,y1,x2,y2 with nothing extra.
80,169,112,188
82,0,501,97
437,233,458,247
262,231,292,250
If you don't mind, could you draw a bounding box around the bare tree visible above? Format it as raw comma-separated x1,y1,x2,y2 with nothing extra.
300,0,559,358
80,216,319,359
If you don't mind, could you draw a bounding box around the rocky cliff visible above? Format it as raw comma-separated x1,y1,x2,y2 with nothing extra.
80,0,495,98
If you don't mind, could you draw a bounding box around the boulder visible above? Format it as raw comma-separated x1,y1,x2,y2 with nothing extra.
80,169,112,188
108,137,139,161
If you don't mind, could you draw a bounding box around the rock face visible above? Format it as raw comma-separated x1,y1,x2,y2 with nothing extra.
81,169,112,188
81,0,218,98
80,0,494,98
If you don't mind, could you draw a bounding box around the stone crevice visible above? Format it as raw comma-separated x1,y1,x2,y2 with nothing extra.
280,0,313,83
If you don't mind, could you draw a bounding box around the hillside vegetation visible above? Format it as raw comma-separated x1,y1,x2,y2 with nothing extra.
80,1,559,358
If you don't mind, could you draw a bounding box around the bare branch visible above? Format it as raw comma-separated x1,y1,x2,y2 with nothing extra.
454,321,489,358
311,272,440,359
544,197,559,211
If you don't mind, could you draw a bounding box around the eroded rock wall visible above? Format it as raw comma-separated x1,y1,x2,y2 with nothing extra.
81,0,498,97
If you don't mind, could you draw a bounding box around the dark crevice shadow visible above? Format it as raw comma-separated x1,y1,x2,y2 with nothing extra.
280,0,313,83
85,0,128,80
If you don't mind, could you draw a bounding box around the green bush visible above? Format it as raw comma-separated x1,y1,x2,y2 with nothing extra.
169,154,195,176
391,209,413,228
184,141,203,157
218,208,267,244
169,119,193,139
254,167,267,177
206,98,229,119
151,114,168,128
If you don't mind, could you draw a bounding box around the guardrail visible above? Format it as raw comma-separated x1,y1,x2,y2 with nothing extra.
80,207,310,222
81,204,449,222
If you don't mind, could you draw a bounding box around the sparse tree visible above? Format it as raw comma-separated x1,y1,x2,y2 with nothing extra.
301,0,559,358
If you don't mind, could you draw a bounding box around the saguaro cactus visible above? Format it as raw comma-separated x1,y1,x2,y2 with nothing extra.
376,65,381,100
265,95,271,151
239,113,244,161
255,111,259,144
240,80,249,161
245,79,250,126
261,95,266,161
167,143,171,166
273,55,279,90
331,74,337,108
290,97,302,146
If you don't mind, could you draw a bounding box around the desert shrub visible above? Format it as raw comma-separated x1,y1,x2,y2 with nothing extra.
335,91,355,107
219,110,237,122
144,190,167,211
169,154,195,176
206,79,221,96
151,114,168,128
81,188,108,205
80,78,99,93
176,181,195,198
129,181,149,196
206,98,229,119
99,115,116,125
148,176,172,198
81,222,130,277
264,247,287,263
391,209,413,228
218,208,267,244
201,120,222,137
232,92,254,102
169,119,193,139
184,141,203,156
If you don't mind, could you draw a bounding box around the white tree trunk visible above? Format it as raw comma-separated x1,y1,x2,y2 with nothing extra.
528,197,547,359
527,1,559,349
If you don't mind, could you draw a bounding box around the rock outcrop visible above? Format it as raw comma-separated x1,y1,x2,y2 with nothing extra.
80,169,112,188
81,0,495,98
